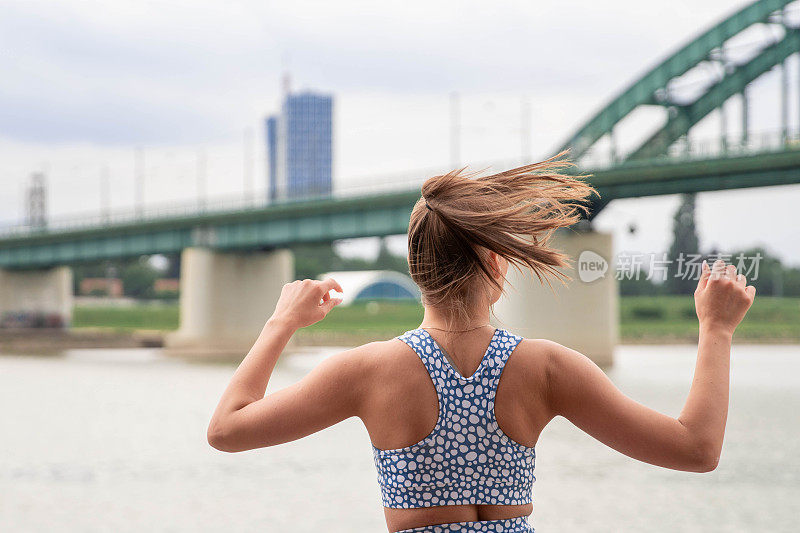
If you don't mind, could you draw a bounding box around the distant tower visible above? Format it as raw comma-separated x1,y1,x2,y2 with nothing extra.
281,71,291,97
26,172,47,229
265,76,333,201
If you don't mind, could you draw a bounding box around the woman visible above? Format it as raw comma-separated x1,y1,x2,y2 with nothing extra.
207,157,755,533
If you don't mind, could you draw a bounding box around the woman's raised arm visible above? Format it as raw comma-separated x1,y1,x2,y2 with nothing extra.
206,278,370,453
545,259,755,472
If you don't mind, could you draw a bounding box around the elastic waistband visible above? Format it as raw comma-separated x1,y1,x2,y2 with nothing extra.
396,516,533,533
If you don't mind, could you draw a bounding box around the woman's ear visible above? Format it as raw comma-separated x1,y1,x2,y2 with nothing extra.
488,251,506,279
498,254,509,277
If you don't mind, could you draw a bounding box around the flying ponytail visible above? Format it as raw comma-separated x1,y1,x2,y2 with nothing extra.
407,151,597,320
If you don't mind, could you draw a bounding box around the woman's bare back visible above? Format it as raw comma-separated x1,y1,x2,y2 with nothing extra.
360,328,551,530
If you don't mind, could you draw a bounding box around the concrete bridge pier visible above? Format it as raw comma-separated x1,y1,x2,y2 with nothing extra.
493,230,617,367
0,266,73,327
165,247,294,357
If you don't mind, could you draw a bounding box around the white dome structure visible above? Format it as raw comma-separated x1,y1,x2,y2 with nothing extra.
317,270,421,306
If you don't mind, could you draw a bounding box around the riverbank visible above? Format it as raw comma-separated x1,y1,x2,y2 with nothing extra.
0,328,164,353
3,296,796,352
297,295,799,344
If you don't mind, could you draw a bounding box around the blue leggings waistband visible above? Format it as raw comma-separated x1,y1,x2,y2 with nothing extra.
396,516,533,533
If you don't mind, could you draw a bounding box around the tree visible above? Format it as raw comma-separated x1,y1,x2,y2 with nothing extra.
619,276,664,296
162,253,181,279
72,260,117,294
291,243,343,280
290,239,410,280
375,237,409,274
723,246,798,297
121,258,159,298
666,193,700,294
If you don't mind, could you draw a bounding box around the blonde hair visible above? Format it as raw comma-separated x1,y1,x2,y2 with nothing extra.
407,152,597,323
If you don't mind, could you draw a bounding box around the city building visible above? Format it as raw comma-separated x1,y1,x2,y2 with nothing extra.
266,88,333,201
79,278,124,298
153,278,180,296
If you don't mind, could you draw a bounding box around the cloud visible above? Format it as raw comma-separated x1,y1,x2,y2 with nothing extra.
0,0,741,145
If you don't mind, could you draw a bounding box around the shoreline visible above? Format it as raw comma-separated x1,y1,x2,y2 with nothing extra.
0,328,164,354
1,327,798,355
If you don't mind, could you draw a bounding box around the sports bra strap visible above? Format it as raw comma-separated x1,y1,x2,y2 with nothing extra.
482,328,524,390
396,327,523,393
495,328,524,361
396,329,441,378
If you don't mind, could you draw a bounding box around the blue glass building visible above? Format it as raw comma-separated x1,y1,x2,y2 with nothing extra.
266,91,333,201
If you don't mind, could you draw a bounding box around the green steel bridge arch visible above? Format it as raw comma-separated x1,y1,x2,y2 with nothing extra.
559,0,798,166
630,29,800,160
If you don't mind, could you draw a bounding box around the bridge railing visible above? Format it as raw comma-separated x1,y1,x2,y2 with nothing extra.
0,162,505,239
578,127,800,169
0,170,429,239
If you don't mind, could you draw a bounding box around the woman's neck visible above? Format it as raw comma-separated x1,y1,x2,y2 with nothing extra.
420,303,492,332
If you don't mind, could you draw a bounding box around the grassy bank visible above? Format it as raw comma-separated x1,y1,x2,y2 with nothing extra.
71,296,800,343
72,303,180,332
621,296,800,343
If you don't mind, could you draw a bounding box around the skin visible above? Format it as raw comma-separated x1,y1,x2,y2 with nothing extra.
207,256,755,532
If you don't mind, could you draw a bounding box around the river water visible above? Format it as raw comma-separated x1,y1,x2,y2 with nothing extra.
1,344,798,532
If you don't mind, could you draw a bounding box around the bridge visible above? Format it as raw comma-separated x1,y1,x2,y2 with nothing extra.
2,144,799,268
2,0,800,362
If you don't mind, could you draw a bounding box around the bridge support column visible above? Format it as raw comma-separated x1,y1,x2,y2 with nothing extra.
0,266,73,327
493,230,617,367
165,247,294,357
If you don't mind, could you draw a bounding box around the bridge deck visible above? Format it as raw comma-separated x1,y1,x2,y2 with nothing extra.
2,148,800,268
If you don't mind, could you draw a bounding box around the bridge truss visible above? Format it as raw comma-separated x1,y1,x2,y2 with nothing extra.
556,0,800,215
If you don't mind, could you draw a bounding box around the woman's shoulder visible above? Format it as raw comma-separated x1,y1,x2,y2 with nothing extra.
511,336,600,390
505,336,580,375
331,336,422,374
506,334,562,356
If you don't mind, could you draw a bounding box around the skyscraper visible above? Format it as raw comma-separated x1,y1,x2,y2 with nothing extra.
266,90,333,201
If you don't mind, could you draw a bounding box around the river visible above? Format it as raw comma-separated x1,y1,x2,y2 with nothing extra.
1,343,798,532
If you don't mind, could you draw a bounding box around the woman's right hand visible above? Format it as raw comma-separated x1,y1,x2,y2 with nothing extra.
694,259,756,336
268,278,343,331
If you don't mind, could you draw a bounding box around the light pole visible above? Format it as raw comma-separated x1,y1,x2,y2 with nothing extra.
450,91,461,168
134,146,145,219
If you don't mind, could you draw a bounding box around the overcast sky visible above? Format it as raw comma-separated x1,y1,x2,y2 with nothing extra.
1,0,799,265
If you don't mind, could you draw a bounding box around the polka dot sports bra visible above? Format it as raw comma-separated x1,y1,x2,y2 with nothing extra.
372,327,536,508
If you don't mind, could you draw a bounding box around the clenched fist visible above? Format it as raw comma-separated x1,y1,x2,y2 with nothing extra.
694,259,756,336
268,278,344,330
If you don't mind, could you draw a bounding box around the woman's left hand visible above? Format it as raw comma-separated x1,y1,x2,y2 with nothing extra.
268,278,343,330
